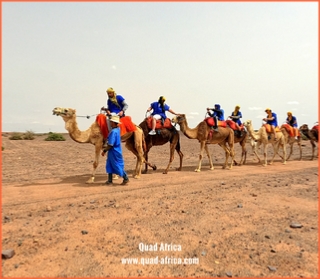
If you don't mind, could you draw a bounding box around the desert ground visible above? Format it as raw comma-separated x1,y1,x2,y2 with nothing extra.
1,131,318,278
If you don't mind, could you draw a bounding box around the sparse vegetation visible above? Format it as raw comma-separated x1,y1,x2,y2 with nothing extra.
9,133,23,140
2,146,4,151
45,132,66,141
23,130,35,140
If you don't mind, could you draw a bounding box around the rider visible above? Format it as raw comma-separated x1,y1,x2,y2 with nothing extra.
263,108,278,140
229,105,243,136
286,111,299,140
146,96,178,135
207,104,224,132
101,87,129,140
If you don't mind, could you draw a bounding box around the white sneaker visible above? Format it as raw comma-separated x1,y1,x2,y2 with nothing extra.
149,130,156,135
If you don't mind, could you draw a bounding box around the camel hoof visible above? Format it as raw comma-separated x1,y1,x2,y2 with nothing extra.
162,171,168,174
209,167,214,170
86,178,94,184
283,162,287,165
113,175,119,180
133,175,140,179
194,169,201,172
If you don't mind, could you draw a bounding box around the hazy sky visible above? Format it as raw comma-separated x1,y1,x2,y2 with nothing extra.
2,1,318,133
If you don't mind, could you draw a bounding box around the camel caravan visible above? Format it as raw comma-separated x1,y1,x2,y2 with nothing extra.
52,106,318,184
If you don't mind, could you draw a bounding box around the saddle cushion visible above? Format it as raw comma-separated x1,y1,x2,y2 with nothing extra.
204,117,227,128
146,116,173,130
281,123,295,137
263,124,281,133
96,114,137,139
312,124,319,131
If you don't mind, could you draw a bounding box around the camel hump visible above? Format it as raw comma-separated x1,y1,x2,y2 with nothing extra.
146,116,173,129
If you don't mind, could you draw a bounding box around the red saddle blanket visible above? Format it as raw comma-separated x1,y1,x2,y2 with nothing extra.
204,117,227,128
225,120,244,131
263,124,281,133
146,116,173,129
281,123,296,137
312,124,319,131
96,114,136,139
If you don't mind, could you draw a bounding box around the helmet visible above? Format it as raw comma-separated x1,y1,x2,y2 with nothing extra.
214,104,221,109
265,108,271,112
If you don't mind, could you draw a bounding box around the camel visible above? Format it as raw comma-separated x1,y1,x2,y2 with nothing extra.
280,124,302,161
52,107,154,183
171,114,235,171
139,119,183,174
299,124,318,160
243,120,286,166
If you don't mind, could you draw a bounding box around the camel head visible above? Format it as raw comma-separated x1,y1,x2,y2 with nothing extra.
172,114,186,124
243,120,252,128
52,107,76,121
299,124,309,133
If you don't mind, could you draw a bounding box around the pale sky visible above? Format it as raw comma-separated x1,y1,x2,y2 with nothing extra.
2,1,318,133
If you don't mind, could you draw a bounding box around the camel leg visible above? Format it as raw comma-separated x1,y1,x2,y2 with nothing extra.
86,143,102,184
163,142,176,174
311,141,316,160
221,145,230,169
239,142,247,165
298,141,302,161
195,141,207,172
282,144,287,165
262,144,268,166
204,144,214,170
286,143,294,161
251,140,261,163
175,140,183,171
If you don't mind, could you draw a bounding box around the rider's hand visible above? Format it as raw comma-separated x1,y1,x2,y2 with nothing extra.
118,111,124,117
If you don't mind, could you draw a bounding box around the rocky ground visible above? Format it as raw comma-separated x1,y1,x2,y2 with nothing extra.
1,132,318,278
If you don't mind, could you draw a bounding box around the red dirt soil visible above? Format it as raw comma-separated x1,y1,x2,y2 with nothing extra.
1,132,318,277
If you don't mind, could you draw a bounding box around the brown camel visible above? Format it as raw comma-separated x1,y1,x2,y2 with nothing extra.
52,107,153,183
243,120,286,166
280,124,302,161
139,119,183,174
299,124,318,160
171,114,235,171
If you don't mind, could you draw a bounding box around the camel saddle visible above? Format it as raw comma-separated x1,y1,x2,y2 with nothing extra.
204,117,227,128
281,123,299,137
263,124,281,133
312,124,319,131
225,120,245,132
146,116,173,130
96,114,137,139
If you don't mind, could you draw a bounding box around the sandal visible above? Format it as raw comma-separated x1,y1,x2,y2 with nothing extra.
105,181,113,185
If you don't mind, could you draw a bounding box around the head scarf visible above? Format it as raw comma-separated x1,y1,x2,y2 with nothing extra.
106,87,120,108
233,105,240,115
158,96,166,112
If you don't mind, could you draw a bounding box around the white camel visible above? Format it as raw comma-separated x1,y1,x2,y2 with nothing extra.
243,120,287,166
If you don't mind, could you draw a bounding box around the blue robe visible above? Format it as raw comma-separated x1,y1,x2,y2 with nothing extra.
106,127,125,176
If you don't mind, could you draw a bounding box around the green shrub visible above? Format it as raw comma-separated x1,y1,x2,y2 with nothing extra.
45,132,66,141
23,130,35,140
9,133,23,140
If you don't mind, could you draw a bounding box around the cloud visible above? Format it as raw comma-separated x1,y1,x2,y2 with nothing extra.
287,101,299,105
248,107,263,111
